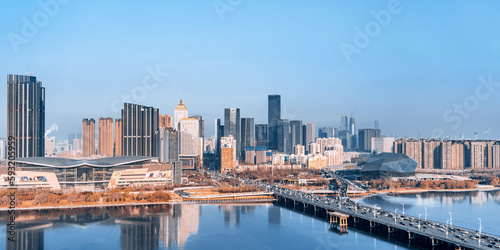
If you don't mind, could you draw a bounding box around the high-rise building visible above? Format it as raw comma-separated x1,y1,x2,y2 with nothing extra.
121,103,159,157
294,144,305,156
277,119,292,154
179,118,199,156
82,118,96,157
221,135,237,172
358,129,381,152
73,138,81,151
422,139,441,169
268,95,281,150
290,120,303,147
159,114,173,129
394,138,423,169
115,119,122,156
98,117,114,157
340,113,348,132
255,124,268,148
240,118,254,159
224,108,241,161
374,120,379,130
156,127,179,163
318,127,333,139
44,136,55,156
174,99,188,130
349,115,356,135
7,74,45,158
303,122,315,149
371,137,395,154
215,119,224,159
190,115,204,139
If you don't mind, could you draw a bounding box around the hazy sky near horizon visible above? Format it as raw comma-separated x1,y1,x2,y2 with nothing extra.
1,0,500,140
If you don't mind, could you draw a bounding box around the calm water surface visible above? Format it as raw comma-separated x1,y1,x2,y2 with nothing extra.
1,189,499,249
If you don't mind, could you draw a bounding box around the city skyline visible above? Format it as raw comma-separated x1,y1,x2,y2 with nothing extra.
2,1,500,140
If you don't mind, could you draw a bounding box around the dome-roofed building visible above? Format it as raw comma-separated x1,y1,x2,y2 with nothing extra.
360,153,417,180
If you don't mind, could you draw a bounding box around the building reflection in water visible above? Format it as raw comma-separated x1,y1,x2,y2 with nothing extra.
6,222,51,250
3,204,201,250
219,205,256,228
268,206,281,228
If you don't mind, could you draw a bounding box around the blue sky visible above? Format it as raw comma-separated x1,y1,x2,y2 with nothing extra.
1,0,499,140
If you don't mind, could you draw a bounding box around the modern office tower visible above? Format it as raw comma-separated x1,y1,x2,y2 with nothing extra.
7,74,45,158
294,144,305,156
277,119,292,154
394,138,423,169
68,133,75,148
0,138,6,159
349,115,356,134
358,129,381,152
318,127,333,139
179,118,199,156
82,118,96,157
289,120,302,147
374,120,379,130
337,130,351,151
190,115,204,138
121,103,159,157
115,119,122,156
255,124,268,148
215,119,224,158
340,113,348,132
45,137,55,156
221,135,237,172
268,95,281,150
224,108,241,160
422,139,442,169
159,114,173,129
73,138,81,151
371,137,395,154
98,117,114,157
302,122,315,148
174,99,188,130
156,127,179,163
240,118,254,159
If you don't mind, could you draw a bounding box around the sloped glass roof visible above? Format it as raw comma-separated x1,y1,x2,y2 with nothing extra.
16,156,155,168
361,153,417,173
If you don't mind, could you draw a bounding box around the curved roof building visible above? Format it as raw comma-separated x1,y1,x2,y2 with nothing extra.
360,153,417,180
16,156,155,169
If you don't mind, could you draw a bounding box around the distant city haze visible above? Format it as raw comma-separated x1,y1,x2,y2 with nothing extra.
2,1,500,140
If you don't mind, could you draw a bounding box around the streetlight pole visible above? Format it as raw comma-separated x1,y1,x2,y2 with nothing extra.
424,207,427,221
448,212,453,228
394,209,398,223
478,218,483,246
418,214,422,230
401,203,405,216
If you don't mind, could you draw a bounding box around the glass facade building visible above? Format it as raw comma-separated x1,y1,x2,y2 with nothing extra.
224,108,240,160
121,103,159,157
267,95,280,151
7,74,45,158
255,124,268,148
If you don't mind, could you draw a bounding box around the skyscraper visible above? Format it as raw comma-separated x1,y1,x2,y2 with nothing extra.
115,119,122,156
159,114,173,129
268,95,281,151
179,118,199,156
240,118,254,159
190,115,204,139
82,118,96,157
7,74,45,158
156,127,179,163
277,119,292,154
121,103,159,157
290,120,303,147
255,124,268,148
358,129,381,152
174,99,188,130
303,122,315,148
98,117,114,157
349,115,356,135
318,127,333,139
224,108,241,161
340,113,348,132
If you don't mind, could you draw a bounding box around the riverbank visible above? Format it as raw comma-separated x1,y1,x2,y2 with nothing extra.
370,185,500,195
